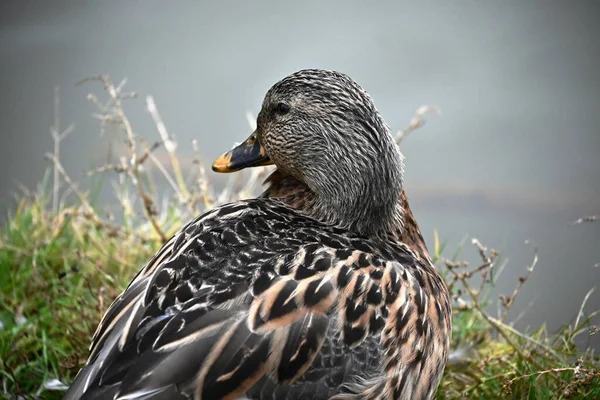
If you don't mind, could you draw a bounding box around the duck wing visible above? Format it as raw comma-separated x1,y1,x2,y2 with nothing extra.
64,198,434,400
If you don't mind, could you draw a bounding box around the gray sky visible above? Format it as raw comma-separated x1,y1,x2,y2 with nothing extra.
0,1,598,340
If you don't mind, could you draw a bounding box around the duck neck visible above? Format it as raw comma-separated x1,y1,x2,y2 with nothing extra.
312,168,404,238
262,170,429,260
262,171,430,259
262,167,402,237
297,135,407,237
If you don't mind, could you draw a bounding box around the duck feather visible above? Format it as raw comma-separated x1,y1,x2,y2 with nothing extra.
64,198,449,400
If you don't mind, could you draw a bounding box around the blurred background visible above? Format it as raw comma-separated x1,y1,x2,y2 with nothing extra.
0,1,598,342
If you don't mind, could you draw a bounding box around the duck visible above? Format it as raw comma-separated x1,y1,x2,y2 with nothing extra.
64,69,451,400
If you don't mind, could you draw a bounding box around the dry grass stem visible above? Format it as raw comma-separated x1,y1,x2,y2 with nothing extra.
395,105,441,143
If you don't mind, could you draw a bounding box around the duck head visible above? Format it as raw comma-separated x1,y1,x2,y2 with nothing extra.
213,69,404,236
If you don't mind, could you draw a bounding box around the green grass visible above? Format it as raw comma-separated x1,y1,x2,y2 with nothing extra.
0,193,159,399
0,77,598,399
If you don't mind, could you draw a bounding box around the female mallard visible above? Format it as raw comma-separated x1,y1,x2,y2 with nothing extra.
65,69,451,400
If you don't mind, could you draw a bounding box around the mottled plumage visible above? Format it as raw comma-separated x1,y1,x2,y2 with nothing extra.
65,69,451,400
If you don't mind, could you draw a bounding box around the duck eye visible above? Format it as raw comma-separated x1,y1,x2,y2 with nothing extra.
275,102,290,114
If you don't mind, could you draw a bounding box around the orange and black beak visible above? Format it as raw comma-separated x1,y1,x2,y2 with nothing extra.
212,132,273,173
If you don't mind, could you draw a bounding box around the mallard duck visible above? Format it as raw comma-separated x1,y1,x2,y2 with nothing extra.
64,69,451,400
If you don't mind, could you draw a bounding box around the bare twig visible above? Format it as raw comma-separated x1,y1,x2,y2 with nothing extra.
444,239,555,371
499,240,539,321
570,215,597,225
45,153,98,224
487,315,565,362
245,111,258,132
574,287,596,331
395,105,441,143
86,163,128,176
147,152,183,202
146,96,191,205
191,138,212,210
50,86,75,214
83,76,167,242
504,367,591,388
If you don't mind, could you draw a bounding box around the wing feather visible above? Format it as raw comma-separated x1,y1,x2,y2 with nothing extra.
65,200,422,399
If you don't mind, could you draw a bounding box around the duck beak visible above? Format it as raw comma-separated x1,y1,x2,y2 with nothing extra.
212,132,273,173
